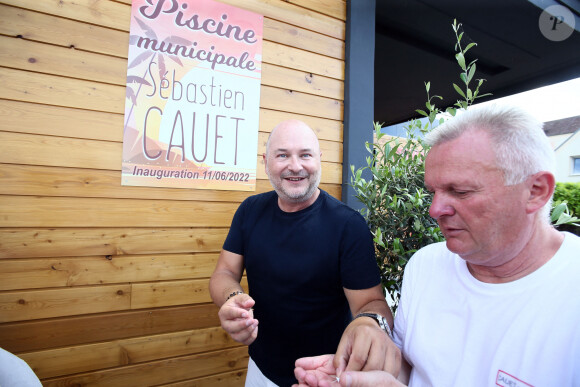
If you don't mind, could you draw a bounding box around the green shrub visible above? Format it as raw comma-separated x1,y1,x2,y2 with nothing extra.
351,20,487,308
554,182,580,216
350,121,444,307
552,183,580,236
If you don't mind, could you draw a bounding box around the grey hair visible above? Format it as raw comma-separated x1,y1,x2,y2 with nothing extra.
425,104,556,220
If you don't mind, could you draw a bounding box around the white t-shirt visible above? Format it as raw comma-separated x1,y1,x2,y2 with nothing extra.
393,232,580,387
0,348,42,387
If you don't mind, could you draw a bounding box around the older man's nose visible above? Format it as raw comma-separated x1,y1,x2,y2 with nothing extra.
429,193,455,219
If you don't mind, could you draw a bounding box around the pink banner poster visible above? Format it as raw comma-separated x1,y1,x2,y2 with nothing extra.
122,0,263,191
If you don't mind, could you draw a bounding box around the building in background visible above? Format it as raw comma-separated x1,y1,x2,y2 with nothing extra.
544,115,580,182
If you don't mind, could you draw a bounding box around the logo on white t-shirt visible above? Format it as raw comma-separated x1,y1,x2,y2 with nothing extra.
496,370,533,387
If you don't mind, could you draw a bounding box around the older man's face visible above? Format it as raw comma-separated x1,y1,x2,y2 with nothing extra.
425,130,530,267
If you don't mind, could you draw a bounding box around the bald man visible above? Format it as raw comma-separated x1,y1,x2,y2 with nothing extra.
210,120,400,386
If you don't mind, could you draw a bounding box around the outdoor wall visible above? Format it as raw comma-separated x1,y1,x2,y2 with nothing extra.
0,0,346,385
554,132,580,183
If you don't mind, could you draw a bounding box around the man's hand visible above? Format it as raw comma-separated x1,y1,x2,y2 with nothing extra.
294,355,339,387
334,317,401,376
338,370,406,387
294,355,406,387
217,293,258,345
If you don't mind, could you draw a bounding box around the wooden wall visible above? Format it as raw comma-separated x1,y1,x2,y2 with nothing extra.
0,0,346,385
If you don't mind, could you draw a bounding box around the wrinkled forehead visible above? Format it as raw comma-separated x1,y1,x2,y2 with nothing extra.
425,131,502,183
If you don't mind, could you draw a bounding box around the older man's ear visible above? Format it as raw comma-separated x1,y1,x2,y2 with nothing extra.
525,171,555,215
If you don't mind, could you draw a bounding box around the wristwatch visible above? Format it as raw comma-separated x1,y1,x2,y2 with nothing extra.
355,312,393,339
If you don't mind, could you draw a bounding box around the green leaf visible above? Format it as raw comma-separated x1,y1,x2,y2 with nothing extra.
467,63,476,83
453,83,466,99
464,42,477,52
428,111,437,124
551,202,567,222
416,109,428,117
456,52,466,70
373,228,385,247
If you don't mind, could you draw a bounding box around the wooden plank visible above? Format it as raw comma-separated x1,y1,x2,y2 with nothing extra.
0,165,341,204
0,100,123,142
0,36,341,99
260,85,343,121
0,284,131,323
4,0,344,39
0,3,130,58
0,131,121,171
258,109,343,142
0,163,263,201
0,228,229,259
261,63,343,100
263,40,344,80
0,67,125,114
0,304,220,353
0,4,341,63
0,196,238,228
0,131,341,182
164,369,247,387
131,279,210,309
41,347,249,387
131,278,248,309
263,18,344,59
216,0,345,39
0,164,340,202
0,101,342,143
20,327,240,379
286,0,347,21
0,35,128,85
1,68,341,118
0,0,131,33
0,253,219,291
131,277,248,309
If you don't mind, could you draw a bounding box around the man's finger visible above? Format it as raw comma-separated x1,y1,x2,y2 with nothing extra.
360,342,383,371
341,370,404,387
342,334,372,372
295,355,331,370
383,347,401,377
333,338,350,375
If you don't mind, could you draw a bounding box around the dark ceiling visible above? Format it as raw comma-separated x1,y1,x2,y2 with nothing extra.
374,0,580,126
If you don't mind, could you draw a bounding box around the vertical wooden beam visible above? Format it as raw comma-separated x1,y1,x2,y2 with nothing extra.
342,0,376,210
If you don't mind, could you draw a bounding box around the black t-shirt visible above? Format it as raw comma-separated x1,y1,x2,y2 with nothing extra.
223,190,380,386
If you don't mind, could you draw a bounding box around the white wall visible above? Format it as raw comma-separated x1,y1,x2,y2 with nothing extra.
554,131,580,182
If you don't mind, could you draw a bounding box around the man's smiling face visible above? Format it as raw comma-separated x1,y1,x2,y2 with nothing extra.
264,120,322,209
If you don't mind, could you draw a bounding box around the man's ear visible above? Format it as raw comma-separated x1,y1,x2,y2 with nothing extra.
262,153,268,173
525,171,555,214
